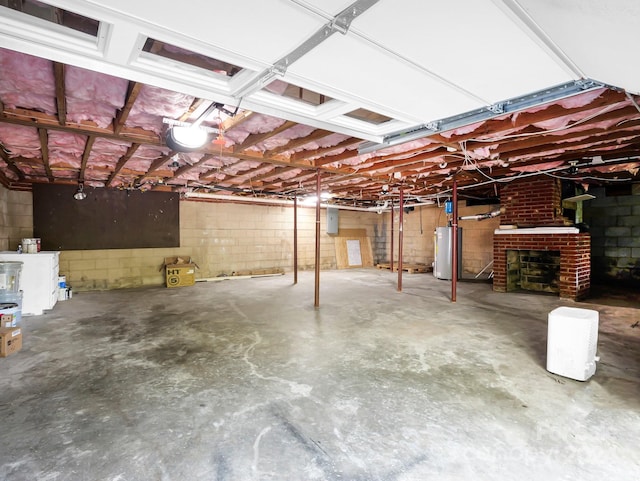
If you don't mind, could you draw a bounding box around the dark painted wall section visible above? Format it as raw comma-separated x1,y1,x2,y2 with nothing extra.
33,184,180,250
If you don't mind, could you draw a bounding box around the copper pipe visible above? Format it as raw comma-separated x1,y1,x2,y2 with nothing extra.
314,171,321,308
398,185,404,292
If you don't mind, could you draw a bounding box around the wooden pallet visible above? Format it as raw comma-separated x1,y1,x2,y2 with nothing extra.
376,263,432,274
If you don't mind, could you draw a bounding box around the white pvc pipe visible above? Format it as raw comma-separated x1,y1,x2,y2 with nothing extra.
183,191,395,212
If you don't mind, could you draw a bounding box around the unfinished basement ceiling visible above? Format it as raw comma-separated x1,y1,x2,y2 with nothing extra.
0,0,639,205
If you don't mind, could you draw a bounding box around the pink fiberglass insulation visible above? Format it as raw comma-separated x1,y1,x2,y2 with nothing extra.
292,134,351,159
52,168,78,180
204,172,226,182
511,88,606,122
222,113,288,146
509,160,569,173
272,168,302,181
0,49,56,114
544,110,633,136
250,124,317,152
0,161,17,181
463,159,505,170
87,138,131,168
65,65,128,128
126,145,171,171
589,162,640,174
85,175,110,186
0,124,41,157
440,120,485,139
223,159,262,175
14,160,46,177
231,165,277,182
48,131,87,168
467,146,496,160
531,103,626,131
369,138,434,158
170,170,201,182
126,85,195,134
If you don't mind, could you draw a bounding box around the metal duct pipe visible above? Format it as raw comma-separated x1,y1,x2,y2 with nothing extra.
458,207,505,221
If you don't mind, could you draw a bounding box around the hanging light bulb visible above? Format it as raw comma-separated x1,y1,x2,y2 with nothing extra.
73,182,87,200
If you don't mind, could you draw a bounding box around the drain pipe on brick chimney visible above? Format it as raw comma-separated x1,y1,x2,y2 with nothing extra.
458,207,505,221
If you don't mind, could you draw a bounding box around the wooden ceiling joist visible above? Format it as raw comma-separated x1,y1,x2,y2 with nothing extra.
53,62,67,126
37,128,54,183
79,135,96,182
114,81,143,135
106,143,140,187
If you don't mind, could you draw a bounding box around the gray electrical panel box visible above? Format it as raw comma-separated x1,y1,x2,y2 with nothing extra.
327,207,339,234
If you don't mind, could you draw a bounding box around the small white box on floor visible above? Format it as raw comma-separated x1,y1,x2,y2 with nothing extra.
547,306,599,381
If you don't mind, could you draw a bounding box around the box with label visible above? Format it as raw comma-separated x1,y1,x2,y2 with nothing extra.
1,313,16,328
0,327,22,357
162,257,198,288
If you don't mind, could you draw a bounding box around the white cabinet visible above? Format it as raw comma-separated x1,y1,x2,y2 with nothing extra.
0,251,59,315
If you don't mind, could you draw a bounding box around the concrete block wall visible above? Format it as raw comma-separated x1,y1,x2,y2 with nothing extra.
583,186,640,284
384,202,499,275
0,186,33,251
0,183,498,289
458,205,501,274
56,200,386,290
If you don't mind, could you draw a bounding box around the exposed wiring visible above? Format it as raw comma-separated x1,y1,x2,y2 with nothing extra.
544,171,635,182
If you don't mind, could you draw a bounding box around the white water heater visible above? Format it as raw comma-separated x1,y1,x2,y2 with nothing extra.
547,307,599,381
433,226,462,280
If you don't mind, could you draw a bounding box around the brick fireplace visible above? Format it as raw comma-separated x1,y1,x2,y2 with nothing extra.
492,177,591,300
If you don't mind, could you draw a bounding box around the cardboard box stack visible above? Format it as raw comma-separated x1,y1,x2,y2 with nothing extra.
163,256,198,288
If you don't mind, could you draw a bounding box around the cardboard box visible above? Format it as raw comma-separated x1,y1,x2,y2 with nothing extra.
0,310,17,328
0,327,22,357
162,257,198,288
1,317,16,328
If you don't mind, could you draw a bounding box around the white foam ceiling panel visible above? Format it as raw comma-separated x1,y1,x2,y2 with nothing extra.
1,0,638,140
513,0,640,94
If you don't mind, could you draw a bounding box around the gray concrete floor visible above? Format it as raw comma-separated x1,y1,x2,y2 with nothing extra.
1,269,639,481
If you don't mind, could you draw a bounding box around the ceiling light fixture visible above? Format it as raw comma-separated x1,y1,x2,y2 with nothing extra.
166,125,209,152
73,182,87,200
165,102,238,152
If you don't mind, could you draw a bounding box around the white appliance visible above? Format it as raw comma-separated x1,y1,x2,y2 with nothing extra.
433,226,462,280
0,251,60,316
547,306,599,381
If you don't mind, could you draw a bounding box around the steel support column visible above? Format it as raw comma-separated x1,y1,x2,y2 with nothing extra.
452,180,458,302
398,186,404,292
293,195,298,285
314,171,321,308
